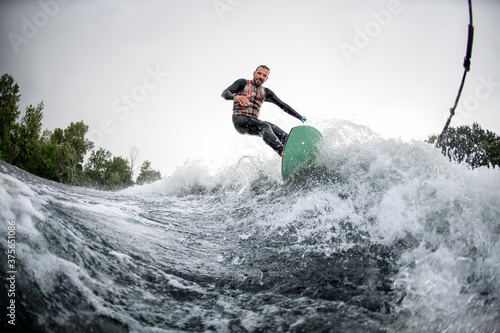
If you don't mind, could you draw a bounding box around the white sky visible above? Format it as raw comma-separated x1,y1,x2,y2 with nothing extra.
1,0,499,176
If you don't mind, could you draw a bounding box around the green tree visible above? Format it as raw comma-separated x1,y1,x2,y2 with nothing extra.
51,121,93,184
16,102,44,172
84,148,133,189
1,73,154,190
62,121,94,166
51,127,64,145
34,121,93,184
52,141,80,184
0,74,21,163
428,122,500,169
37,129,56,179
106,156,133,189
136,160,162,185
84,147,112,187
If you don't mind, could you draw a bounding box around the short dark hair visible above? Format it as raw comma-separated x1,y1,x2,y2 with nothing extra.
255,65,270,73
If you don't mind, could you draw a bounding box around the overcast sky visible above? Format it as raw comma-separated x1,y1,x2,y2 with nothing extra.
1,0,499,176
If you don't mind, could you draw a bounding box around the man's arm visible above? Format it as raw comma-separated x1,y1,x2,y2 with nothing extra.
221,79,247,100
265,88,304,121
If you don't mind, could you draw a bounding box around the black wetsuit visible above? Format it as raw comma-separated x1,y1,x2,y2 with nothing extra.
221,78,304,155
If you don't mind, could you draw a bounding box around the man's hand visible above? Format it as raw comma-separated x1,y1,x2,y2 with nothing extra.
234,95,251,106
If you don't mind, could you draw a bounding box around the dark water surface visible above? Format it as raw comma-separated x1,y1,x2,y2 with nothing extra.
1,122,499,332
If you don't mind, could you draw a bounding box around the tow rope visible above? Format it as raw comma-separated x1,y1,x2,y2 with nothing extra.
436,0,474,147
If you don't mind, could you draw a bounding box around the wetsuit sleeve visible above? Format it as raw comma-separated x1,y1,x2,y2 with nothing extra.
221,78,247,100
265,88,303,120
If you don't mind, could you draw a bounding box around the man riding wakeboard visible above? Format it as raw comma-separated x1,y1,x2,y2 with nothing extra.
221,65,307,156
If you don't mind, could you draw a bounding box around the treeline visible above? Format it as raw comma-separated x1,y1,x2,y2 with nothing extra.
0,73,161,189
2,73,498,188
428,122,500,169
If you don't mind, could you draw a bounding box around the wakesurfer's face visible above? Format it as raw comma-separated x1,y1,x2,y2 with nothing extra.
253,68,269,86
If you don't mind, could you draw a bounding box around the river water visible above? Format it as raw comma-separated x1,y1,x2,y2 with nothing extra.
1,121,499,332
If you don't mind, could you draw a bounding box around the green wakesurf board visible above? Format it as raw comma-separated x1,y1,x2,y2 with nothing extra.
281,125,323,181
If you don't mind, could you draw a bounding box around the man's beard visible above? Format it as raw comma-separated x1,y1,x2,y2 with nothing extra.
253,78,263,86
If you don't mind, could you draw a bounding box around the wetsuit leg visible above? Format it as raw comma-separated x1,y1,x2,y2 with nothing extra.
266,121,288,147
232,115,288,155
